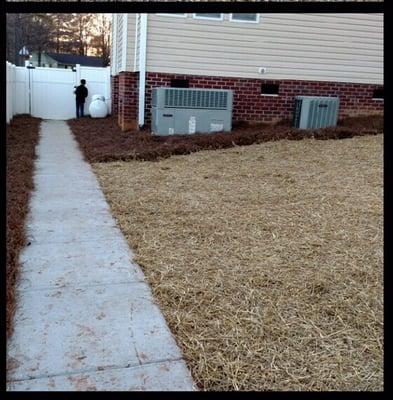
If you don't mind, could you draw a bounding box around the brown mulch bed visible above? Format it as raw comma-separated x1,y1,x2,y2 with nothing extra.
6,115,41,338
68,114,383,163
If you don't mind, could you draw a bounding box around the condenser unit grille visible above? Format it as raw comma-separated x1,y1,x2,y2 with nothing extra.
152,88,230,110
293,96,339,129
308,99,336,128
165,89,228,109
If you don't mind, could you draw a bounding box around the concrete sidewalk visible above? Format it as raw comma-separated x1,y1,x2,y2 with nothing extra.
7,120,195,391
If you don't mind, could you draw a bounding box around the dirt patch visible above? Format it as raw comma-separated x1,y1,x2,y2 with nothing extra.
68,114,383,163
92,135,383,391
6,115,41,338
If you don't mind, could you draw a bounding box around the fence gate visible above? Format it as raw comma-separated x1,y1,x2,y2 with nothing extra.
7,62,111,121
29,66,77,119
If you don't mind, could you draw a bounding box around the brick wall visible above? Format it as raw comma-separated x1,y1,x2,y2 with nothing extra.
145,72,383,125
113,71,383,130
111,75,119,115
117,71,139,131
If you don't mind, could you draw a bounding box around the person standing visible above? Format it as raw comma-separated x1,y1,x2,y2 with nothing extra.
74,79,88,118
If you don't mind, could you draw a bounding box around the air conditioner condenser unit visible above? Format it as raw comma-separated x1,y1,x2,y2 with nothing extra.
151,87,233,135
292,96,339,129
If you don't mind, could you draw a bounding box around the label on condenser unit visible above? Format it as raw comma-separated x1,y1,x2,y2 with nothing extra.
189,116,196,134
210,120,224,132
168,127,174,135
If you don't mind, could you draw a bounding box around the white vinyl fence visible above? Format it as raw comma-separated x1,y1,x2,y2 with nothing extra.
6,62,16,124
6,61,111,123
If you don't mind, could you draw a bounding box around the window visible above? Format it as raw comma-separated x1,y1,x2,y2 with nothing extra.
157,14,187,18
230,14,259,23
193,14,223,21
261,83,279,96
372,88,384,100
171,79,189,88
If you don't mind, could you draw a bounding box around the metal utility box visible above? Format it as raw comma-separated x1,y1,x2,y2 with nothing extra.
151,87,233,135
292,96,339,129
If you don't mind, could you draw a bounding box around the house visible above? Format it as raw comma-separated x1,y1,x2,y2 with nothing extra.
29,52,104,69
110,13,383,131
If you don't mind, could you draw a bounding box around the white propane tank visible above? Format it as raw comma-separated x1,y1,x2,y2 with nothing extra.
89,94,108,118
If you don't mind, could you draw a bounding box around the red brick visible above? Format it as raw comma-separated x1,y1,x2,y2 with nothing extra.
113,71,383,127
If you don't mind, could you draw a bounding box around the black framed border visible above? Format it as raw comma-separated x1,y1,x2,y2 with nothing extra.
4,1,386,14
3,1,389,397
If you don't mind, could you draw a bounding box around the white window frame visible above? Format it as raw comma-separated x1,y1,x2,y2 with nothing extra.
156,13,188,18
193,13,224,21
229,14,259,24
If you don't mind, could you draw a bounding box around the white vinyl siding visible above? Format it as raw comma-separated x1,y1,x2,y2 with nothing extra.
144,13,383,84
126,14,136,71
112,13,136,74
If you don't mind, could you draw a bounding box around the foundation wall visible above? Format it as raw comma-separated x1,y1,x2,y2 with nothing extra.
145,73,384,125
113,71,384,130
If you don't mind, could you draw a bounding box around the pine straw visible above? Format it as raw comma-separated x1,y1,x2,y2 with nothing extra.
92,134,383,391
6,115,41,338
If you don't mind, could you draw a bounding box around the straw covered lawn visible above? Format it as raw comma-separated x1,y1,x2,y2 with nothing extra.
92,134,383,391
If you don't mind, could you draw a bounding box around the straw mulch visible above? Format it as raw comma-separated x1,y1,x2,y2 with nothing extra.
68,114,383,163
6,115,41,338
92,134,383,391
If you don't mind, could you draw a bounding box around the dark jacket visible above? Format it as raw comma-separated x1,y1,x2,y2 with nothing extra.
75,85,88,103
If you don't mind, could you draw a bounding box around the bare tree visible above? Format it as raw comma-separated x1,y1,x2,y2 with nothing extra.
28,14,53,66
89,14,112,66
48,14,75,54
6,13,53,65
7,13,112,65
6,14,18,63
70,13,95,56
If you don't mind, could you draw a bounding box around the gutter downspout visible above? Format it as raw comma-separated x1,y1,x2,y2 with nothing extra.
138,13,147,128
133,14,138,72
111,13,118,76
